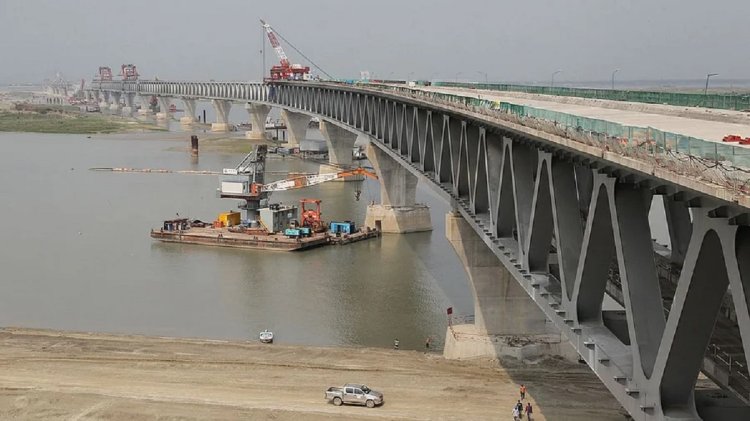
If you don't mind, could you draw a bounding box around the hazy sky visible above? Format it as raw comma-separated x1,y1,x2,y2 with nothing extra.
1,0,748,85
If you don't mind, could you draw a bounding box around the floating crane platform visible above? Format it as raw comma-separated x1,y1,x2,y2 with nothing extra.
150,224,378,251
150,226,331,251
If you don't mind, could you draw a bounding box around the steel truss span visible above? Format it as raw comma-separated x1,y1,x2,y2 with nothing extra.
89,80,750,420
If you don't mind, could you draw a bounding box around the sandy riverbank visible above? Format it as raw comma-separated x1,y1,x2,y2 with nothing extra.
0,328,627,420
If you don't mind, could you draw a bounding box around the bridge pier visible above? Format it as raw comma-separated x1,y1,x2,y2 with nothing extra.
122,93,135,115
280,109,309,146
109,92,122,112
156,97,171,120
99,91,110,110
364,142,432,233
138,94,153,115
443,212,569,361
211,99,232,132
244,103,270,139
180,99,196,124
320,120,358,174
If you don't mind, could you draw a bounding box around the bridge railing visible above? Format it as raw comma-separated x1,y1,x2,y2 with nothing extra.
433,81,750,112
366,84,750,199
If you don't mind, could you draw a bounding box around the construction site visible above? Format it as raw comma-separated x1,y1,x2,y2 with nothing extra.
150,144,379,251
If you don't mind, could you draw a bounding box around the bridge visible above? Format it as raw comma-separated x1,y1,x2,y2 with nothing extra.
88,79,750,420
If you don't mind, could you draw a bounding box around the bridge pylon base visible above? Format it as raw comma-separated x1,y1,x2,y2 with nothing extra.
211,123,231,132
180,116,195,125
365,204,431,234
244,130,267,140
443,324,572,361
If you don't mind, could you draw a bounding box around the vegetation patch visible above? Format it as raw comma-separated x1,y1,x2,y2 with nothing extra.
0,104,166,134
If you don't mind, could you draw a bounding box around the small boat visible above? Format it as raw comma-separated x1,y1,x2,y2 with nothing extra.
259,329,274,344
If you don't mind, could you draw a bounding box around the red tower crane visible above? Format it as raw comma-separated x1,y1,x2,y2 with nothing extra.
260,19,310,81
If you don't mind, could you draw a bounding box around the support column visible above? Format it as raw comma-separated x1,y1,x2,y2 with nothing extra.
99,91,110,110
244,103,270,140
211,99,232,132
156,96,171,120
443,212,563,360
181,98,196,125
122,93,135,115
320,120,357,171
109,92,122,112
138,94,153,115
364,142,432,233
280,109,310,146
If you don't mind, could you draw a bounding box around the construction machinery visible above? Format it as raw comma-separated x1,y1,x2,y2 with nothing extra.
121,64,139,80
261,19,310,81
96,67,113,81
219,145,376,222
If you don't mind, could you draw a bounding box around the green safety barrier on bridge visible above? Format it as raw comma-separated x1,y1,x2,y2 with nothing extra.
433,82,750,112
379,85,750,169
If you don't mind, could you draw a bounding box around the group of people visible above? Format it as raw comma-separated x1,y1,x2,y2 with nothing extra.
512,384,533,420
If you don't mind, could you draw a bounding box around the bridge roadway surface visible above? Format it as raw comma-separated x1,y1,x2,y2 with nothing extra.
418,86,750,143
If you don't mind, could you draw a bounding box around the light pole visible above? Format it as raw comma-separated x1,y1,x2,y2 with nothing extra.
454,72,462,83
704,73,718,95
551,70,562,88
476,71,488,84
611,68,620,90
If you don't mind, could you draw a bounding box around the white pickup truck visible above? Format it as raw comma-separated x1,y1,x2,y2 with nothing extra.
325,383,384,408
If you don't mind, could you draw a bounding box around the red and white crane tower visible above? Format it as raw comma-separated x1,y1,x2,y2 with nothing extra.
260,19,310,81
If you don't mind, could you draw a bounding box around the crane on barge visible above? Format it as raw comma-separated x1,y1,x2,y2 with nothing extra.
219,145,376,225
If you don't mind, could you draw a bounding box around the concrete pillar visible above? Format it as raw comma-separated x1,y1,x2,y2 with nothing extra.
156,97,171,120
280,109,310,146
180,99,197,125
443,213,564,360
138,94,153,115
364,142,432,233
99,91,110,109
211,99,232,132
122,93,135,115
244,103,270,140
109,92,122,112
320,120,357,169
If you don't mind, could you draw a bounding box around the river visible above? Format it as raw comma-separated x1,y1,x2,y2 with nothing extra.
0,128,473,351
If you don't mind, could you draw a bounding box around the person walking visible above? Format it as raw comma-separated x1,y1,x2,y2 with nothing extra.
525,402,533,420
425,336,431,350
512,405,520,421
393,338,399,350
520,384,527,400
515,400,524,419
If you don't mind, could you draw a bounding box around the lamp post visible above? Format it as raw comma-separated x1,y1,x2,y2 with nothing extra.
476,71,488,84
611,68,620,90
454,72,462,83
551,70,562,88
704,73,718,95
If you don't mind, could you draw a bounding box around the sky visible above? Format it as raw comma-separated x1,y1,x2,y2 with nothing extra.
1,0,748,86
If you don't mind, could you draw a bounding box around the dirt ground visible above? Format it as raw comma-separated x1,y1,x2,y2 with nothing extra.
0,328,627,420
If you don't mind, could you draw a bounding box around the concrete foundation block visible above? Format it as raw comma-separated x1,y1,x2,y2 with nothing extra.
121,107,133,116
245,130,267,140
443,324,578,361
137,108,152,115
211,123,231,132
365,204,432,233
155,112,169,120
180,116,195,125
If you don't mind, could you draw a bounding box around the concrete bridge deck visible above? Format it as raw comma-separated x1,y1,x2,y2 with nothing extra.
420,86,750,144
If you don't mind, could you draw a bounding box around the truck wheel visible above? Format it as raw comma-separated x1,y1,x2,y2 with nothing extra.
366,399,375,408
333,397,342,406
